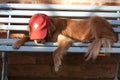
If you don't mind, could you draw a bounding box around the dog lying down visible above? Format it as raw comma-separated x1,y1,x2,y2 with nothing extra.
12,13,117,72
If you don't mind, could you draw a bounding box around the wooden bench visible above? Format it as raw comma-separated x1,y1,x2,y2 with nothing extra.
0,3,120,80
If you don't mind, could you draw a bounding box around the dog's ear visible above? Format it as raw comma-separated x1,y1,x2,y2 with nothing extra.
47,20,56,38
27,25,31,36
27,25,30,32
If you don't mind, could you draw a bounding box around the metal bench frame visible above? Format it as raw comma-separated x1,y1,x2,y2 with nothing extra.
0,3,120,80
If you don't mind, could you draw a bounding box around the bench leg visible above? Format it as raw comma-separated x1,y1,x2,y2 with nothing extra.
114,55,120,80
1,52,8,80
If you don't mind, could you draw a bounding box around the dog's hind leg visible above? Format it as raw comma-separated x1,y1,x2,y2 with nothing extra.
12,35,29,49
53,34,74,72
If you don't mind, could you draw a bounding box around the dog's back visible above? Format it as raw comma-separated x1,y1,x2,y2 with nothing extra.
49,18,91,42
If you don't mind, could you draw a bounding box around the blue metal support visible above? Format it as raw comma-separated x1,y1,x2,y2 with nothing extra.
114,10,120,80
114,55,120,80
1,52,8,80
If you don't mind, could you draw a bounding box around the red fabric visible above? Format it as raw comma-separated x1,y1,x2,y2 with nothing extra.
29,13,50,40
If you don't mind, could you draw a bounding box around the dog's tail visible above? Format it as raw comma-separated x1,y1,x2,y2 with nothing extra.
85,16,117,60
85,38,112,60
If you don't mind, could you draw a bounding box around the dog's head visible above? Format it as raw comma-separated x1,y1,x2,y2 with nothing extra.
28,13,56,44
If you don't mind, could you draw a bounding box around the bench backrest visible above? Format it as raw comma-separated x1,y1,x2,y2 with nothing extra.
0,3,120,52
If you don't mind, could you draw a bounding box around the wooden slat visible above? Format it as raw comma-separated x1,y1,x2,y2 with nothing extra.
0,10,120,18
0,25,120,32
108,20,120,25
0,39,120,47
0,45,120,53
0,4,120,11
0,25,28,30
0,18,29,23
0,17,120,25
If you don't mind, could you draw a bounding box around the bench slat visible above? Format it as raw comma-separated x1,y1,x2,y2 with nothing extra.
0,10,120,18
0,4,120,11
0,17,120,25
0,25,28,30
0,17,29,23
0,25,120,33
0,39,120,47
0,17,120,24
0,45,120,53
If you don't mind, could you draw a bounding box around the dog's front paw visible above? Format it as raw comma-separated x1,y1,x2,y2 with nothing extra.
53,54,62,72
54,62,61,72
12,40,22,49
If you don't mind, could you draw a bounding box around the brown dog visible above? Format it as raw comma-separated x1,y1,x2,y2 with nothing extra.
12,16,117,72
